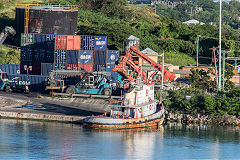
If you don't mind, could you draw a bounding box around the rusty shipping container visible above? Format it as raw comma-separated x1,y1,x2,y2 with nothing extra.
15,7,78,46
55,35,67,50
66,64,94,72
66,35,81,50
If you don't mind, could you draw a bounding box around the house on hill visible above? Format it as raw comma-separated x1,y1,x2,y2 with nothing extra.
183,19,205,25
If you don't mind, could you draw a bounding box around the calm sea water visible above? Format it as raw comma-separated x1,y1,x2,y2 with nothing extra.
0,119,240,160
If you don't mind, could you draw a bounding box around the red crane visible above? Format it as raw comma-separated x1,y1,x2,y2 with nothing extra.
112,46,175,82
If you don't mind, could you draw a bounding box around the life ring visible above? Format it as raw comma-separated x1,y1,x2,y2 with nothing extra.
146,89,149,95
150,105,152,110
139,108,142,113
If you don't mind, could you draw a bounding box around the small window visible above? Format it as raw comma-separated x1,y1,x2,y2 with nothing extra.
88,76,94,85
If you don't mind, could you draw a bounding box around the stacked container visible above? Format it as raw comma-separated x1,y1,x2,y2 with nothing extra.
20,33,34,74
20,34,119,76
93,36,107,72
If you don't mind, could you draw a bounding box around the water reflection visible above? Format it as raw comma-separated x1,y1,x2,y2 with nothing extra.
92,126,164,159
0,119,240,159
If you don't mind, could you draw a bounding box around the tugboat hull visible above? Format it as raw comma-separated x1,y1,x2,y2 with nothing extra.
83,109,165,130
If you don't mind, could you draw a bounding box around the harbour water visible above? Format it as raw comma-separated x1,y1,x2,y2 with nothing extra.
0,119,240,159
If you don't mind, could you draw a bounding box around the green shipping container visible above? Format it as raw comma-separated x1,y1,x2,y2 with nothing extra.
21,33,34,46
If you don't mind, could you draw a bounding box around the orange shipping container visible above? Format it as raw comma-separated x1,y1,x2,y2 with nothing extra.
66,64,94,72
66,35,81,50
55,35,67,50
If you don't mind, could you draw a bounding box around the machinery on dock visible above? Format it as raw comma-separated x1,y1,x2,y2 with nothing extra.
112,46,175,82
0,69,29,93
46,70,113,96
0,26,16,45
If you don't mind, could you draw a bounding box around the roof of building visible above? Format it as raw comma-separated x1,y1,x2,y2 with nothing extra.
141,47,159,55
183,19,205,25
128,35,140,41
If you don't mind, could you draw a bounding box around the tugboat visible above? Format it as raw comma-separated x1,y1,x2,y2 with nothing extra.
83,81,165,129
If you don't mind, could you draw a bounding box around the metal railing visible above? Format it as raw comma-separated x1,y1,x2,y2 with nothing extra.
16,3,79,10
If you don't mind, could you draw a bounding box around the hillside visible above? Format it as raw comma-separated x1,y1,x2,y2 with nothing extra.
0,0,239,66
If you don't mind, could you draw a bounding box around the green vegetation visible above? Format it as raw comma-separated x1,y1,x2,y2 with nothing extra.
1,0,239,65
0,45,20,64
165,87,240,117
165,67,239,117
60,0,239,64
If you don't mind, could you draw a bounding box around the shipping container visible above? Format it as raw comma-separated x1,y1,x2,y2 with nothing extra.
8,74,48,92
34,34,55,63
94,36,107,50
94,50,106,65
21,45,33,61
54,63,66,70
66,35,81,50
20,61,33,74
94,64,106,72
66,64,94,72
107,50,119,65
106,64,115,72
21,33,34,46
54,50,66,64
0,64,20,75
33,44,45,62
81,35,94,50
55,35,67,50
41,63,53,76
32,62,41,75
79,50,93,64
67,50,79,64
67,50,93,64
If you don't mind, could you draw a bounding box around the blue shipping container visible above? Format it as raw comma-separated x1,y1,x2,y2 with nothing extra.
41,63,53,76
79,50,93,64
94,50,106,65
8,74,48,92
81,35,95,50
54,50,66,64
34,34,55,63
67,50,78,64
67,50,93,64
21,46,33,61
0,64,20,75
94,36,107,50
94,64,106,72
33,44,45,62
106,64,115,72
34,34,55,44
107,50,119,65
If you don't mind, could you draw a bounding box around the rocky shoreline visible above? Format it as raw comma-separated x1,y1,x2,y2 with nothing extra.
165,111,240,126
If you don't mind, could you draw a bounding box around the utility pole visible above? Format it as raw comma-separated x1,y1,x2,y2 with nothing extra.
210,47,218,89
218,0,222,91
161,51,164,90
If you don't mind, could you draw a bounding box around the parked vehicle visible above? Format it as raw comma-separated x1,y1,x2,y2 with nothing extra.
0,70,29,93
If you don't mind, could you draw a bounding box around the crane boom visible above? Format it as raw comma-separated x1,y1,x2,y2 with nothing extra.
112,46,175,82
129,46,175,81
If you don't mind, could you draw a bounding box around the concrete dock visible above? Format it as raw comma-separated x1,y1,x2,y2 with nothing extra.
0,92,110,123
